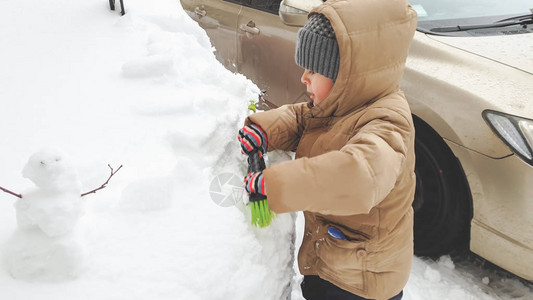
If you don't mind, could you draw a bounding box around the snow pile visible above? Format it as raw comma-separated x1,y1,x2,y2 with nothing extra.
0,0,293,299
404,255,533,300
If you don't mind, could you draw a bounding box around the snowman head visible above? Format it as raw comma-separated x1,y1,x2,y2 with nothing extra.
22,148,80,192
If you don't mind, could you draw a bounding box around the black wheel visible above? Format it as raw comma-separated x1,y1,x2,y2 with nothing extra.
412,116,473,257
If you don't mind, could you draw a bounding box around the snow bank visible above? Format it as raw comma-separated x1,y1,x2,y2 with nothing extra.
0,0,294,299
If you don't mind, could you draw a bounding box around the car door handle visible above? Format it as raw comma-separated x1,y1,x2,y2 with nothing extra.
239,21,260,35
194,6,207,18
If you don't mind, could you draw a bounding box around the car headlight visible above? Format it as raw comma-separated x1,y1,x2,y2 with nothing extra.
483,110,533,166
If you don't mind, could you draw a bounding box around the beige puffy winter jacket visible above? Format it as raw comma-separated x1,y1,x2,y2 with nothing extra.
246,0,417,299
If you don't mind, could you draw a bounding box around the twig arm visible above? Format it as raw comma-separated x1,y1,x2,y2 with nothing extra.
2,164,122,199
0,186,22,199
81,164,123,197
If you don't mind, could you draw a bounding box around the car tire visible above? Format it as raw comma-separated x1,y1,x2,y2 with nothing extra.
412,116,473,257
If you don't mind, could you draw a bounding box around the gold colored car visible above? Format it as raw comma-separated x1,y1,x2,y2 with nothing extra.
180,0,533,280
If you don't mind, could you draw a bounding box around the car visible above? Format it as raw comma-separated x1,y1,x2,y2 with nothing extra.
180,0,533,280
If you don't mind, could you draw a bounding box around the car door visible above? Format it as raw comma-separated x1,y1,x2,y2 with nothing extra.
237,1,307,107
180,0,241,73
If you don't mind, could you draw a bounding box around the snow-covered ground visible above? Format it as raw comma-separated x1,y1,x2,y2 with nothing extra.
0,0,531,299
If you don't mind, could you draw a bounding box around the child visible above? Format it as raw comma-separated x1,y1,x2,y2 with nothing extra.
239,0,417,299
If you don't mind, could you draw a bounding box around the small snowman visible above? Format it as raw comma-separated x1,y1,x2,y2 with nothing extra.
2,148,85,281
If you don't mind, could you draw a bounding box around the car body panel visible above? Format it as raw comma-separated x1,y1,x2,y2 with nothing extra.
449,141,533,279
181,0,308,106
238,5,307,106
180,0,241,72
428,34,533,74
471,219,533,281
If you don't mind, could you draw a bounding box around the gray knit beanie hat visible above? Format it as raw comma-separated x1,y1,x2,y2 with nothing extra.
295,13,340,82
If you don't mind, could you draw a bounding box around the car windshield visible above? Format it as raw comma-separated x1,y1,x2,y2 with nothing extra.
412,0,532,35
411,0,531,21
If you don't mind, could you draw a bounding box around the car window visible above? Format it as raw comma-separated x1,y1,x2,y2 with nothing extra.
225,0,281,15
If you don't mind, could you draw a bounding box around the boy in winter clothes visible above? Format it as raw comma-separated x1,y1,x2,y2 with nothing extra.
239,0,417,299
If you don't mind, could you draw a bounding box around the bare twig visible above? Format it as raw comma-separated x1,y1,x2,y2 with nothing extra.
81,164,123,197
0,186,22,199
2,164,122,199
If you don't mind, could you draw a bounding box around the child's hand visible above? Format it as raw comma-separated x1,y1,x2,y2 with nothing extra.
238,124,268,156
244,171,266,196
